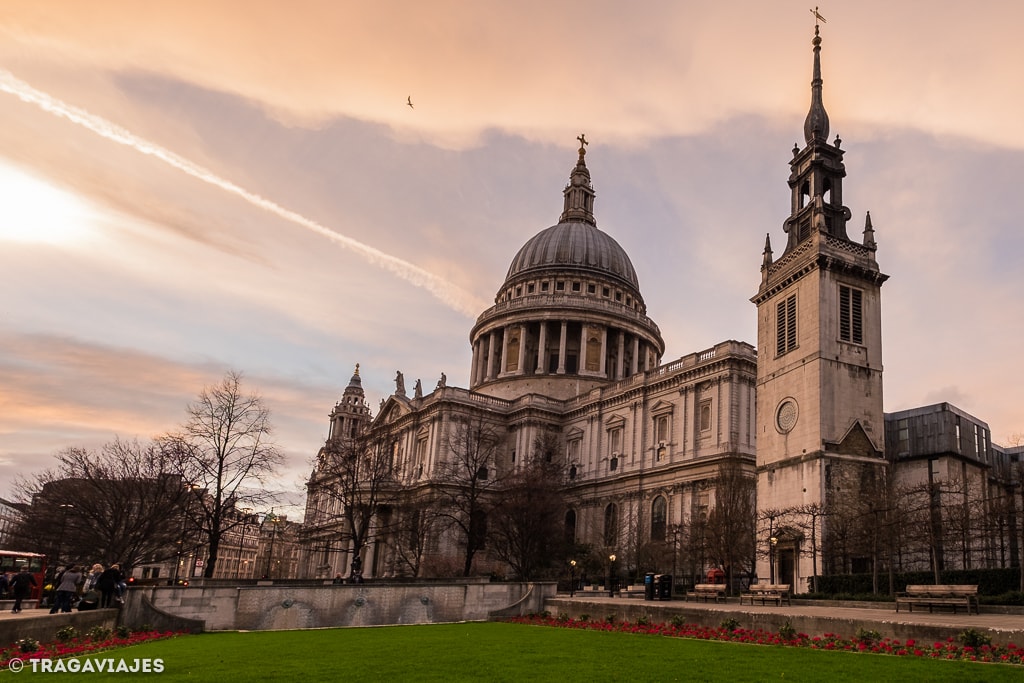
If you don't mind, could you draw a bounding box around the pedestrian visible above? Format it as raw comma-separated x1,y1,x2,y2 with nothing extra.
0,571,9,598
10,569,37,613
49,564,83,614
332,573,344,585
97,563,123,608
84,564,104,592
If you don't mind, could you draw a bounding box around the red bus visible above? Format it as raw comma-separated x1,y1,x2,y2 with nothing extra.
0,550,47,600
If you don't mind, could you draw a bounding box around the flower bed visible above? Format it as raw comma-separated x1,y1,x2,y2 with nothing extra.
506,613,1024,665
1,630,181,670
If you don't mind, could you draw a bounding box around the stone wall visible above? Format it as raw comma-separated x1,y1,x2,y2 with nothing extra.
0,609,118,648
122,581,553,632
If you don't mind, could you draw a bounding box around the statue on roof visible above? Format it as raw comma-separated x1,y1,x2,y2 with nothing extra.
414,379,423,399
395,371,406,397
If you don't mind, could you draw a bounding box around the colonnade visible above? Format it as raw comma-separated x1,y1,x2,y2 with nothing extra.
470,319,659,387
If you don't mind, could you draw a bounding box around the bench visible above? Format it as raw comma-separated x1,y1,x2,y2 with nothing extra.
895,584,979,614
685,584,726,603
739,583,791,606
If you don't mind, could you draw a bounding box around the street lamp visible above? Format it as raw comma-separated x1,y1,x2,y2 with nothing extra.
54,503,74,569
769,537,778,584
607,554,617,597
238,507,253,580
569,560,577,597
264,510,281,579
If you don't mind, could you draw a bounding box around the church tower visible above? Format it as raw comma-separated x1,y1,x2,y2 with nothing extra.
751,24,889,590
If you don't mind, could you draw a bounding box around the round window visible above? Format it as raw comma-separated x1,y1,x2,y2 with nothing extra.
776,399,798,433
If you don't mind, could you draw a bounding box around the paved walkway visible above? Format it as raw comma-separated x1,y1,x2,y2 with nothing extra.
547,594,1024,643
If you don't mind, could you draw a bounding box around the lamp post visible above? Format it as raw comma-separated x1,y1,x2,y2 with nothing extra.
769,537,778,584
54,503,74,569
263,510,280,579
569,560,577,597
607,554,617,597
238,507,253,580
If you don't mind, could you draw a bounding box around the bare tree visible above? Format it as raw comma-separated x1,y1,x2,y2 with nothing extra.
433,416,504,577
160,371,282,578
313,435,397,580
488,456,567,580
10,440,193,571
388,501,446,578
702,461,756,593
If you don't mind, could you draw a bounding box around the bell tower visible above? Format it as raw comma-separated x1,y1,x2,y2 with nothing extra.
751,23,889,591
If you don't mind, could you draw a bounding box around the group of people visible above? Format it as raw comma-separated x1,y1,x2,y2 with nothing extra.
1,569,39,613
46,562,125,614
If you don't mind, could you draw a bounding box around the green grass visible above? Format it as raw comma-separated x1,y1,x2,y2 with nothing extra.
3,622,1021,682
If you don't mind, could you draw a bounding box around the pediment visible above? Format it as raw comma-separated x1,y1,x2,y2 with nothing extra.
828,421,882,459
565,426,584,440
605,414,626,429
373,396,414,426
651,400,675,416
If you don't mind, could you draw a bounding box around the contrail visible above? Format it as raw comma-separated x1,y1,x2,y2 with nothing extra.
0,69,487,318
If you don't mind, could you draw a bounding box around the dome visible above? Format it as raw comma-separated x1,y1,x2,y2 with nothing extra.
504,221,640,291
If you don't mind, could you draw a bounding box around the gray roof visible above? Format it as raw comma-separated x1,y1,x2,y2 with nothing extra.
504,221,640,291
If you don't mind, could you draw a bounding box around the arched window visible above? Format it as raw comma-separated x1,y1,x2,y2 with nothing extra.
651,496,667,542
604,503,618,547
564,509,577,545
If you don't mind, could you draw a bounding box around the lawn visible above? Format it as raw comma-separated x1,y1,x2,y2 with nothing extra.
3,621,1021,682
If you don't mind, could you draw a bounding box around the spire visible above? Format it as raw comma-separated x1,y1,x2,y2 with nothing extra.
346,363,362,390
761,233,774,269
803,24,830,145
559,133,597,225
863,211,876,250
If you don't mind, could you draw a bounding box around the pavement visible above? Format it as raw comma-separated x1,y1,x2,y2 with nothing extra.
546,593,1024,643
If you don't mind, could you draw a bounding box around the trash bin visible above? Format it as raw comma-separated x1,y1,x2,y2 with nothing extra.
644,572,656,601
656,574,673,601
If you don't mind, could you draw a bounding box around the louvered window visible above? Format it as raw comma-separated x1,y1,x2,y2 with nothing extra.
839,285,863,344
776,294,798,356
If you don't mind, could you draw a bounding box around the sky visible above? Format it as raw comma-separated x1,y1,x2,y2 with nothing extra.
1,2,1022,519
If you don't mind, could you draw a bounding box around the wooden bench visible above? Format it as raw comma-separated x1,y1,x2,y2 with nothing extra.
685,584,726,603
739,583,791,606
895,584,979,615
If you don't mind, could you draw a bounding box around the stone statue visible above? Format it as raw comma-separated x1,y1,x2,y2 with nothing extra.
414,379,423,399
436,372,447,389
395,370,406,396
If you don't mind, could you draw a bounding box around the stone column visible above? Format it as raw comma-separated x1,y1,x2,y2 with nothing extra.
599,326,608,377
617,331,625,379
631,336,640,375
485,331,497,381
536,322,548,374
517,323,527,375
500,326,511,376
557,321,568,374
579,325,588,374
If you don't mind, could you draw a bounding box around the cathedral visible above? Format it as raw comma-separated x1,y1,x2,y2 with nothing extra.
299,27,1021,591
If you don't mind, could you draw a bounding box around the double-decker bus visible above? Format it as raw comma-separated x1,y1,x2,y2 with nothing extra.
0,550,47,600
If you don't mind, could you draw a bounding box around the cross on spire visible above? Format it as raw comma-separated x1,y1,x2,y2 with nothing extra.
577,133,588,152
810,6,827,28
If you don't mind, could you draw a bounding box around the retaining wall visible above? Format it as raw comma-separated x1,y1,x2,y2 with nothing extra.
121,581,553,631
0,609,119,648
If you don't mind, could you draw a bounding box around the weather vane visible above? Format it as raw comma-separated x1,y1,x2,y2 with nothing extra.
810,7,827,28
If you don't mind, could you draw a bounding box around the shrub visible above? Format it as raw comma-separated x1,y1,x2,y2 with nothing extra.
635,615,649,626
86,626,113,642
958,628,992,649
670,615,686,628
578,613,590,622
55,626,80,643
18,637,40,653
556,612,570,622
604,614,617,624
116,624,132,638
778,620,797,641
719,618,740,632
855,628,882,645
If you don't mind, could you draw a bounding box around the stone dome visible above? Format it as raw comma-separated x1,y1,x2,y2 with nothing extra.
504,221,640,292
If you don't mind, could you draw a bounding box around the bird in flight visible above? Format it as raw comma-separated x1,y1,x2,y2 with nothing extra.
407,96,414,109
